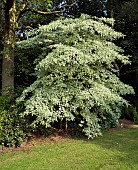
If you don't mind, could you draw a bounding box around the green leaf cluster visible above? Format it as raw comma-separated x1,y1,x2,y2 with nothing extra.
0,96,29,147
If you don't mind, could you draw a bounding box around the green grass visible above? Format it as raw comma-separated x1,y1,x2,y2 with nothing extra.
0,128,138,170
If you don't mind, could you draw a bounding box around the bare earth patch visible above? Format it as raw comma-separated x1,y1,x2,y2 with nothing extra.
119,119,138,128
0,130,70,153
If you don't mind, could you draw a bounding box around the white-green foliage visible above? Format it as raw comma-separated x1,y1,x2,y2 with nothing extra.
17,14,134,138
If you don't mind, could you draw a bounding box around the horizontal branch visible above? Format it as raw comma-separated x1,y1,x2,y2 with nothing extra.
17,8,64,22
16,2,76,22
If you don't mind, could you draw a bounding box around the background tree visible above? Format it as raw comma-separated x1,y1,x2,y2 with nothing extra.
113,0,138,113
0,0,64,95
53,0,108,18
0,7,3,90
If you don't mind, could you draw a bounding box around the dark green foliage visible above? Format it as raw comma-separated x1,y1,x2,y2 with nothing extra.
0,96,29,147
114,0,138,111
121,105,137,121
14,30,54,90
121,104,138,124
133,110,138,124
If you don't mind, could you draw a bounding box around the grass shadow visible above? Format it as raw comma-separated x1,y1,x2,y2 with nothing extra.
90,128,138,168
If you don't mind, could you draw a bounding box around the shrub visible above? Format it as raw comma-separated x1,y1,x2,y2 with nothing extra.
0,96,29,147
121,105,136,120
133,109,138,124
17,15,134,139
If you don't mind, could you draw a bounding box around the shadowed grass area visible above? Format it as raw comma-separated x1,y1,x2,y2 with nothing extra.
0,128,138,170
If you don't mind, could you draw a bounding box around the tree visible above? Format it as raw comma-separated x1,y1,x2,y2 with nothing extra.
113,0,138,112
17,15,134,138
0,0,64,96
54,0,108,18
0,7,3,90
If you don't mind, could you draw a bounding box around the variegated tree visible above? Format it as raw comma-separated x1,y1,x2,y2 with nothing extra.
17,15,134,138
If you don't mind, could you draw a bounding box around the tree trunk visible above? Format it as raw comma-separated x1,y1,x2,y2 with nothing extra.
110,0,114,18
1,0,60,96
2,0,15,96
0,7,3,92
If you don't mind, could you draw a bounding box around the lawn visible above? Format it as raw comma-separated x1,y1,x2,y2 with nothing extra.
0,128,138,170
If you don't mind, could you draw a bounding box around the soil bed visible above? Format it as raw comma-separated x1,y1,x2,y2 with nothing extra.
1,119,138,153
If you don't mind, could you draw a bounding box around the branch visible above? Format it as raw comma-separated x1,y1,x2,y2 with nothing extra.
15,0,29,21
61,2,76,8
16,9,62,22
16,2,76,22
15,25,33,31
114,61,120,77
